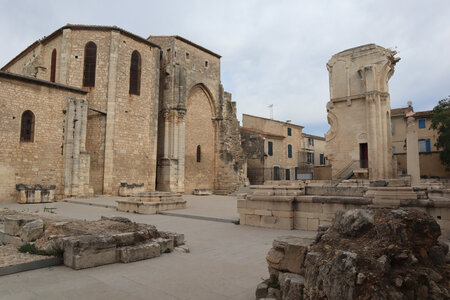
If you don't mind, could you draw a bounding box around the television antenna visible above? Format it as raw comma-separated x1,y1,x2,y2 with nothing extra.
268,104,273,119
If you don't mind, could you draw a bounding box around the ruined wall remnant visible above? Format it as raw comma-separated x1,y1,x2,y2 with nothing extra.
325,44,400,180
256,207,449,300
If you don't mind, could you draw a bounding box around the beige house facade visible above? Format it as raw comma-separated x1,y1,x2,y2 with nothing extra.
391,105,450,178
0,25,244,203
241,114,327,183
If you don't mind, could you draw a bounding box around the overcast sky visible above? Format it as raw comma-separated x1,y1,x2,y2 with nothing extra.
0,0,449,136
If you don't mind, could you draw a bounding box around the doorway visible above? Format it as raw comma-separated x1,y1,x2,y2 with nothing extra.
359,143,368,168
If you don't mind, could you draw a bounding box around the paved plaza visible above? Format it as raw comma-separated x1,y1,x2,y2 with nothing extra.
0,195,315,300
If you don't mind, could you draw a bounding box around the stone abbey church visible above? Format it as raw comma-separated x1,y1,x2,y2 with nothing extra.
0,24,245,202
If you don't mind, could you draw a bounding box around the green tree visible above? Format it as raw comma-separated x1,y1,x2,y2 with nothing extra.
430,96,450,170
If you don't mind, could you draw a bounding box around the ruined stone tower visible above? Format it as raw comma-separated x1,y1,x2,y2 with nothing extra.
325,44,400,180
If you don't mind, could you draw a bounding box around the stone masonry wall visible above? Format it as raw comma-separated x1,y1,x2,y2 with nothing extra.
0,75,87,202
5,28,160,195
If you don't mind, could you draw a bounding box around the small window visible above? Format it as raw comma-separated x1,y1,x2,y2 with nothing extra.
83,42,97,87
295,167,299,180
320,153,325,165
418,140,426,153
273,166,280,181
288,144,292,158
307,152,314,164
287,127,292,136
20,110,35,142
392,146,396,154
285,169,290,180
196,145,201,162
418,119,425,129
50,49,57,82
205,61,208,67
426,138,431,152
308,138,314,146
129,50,141,95
391,122,395,135
185,52,189,60
268,141,273,156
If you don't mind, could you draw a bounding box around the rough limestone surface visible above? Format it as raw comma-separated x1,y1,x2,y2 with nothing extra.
4,216,36,236
266,236,311,275
118,242,161,263
18,218,44,242
258,207,449,300
305,208,449,300
1,211,185,270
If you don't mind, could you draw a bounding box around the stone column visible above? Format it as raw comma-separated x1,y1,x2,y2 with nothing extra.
406,117,421,186
63,99,75,196
103,30,121,194
177,110,186,191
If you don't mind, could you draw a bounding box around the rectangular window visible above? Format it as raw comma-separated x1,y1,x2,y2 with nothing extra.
418,140,426,152
391,122,395,135
287,127,292,136
307,152,313,164
418,119,426,129
426,138,431,152
286,169,290,180
308,138,314,146
288,144,292,158
392,146,396,154
295,167,299,180
320,154,325,165
268,141,273,156
273,166,280,180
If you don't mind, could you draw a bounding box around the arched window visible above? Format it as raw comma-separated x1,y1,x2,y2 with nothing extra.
196,145,201,162
83,42,97,87
20,110,35,142
50,49,57,82
129,50,141,95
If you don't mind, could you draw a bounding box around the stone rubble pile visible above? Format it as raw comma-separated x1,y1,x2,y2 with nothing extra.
0,212,187,270
257,207,449,300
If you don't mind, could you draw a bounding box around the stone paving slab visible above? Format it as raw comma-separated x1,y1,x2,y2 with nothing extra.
0,197,316,299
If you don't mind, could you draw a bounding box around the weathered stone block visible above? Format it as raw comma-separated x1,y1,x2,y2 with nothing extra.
245,214,261,227
279,272,305,300
19,218,44,242
272,210,294,218
266,236,311,275
154,237,174,253
237,208,255,215
4,216,36,236
296,202,322,213
64,247,118,270
118,242,160,263
307,218,319,231
159,231,184,246
255,209,273,216
63,235,118,269
237,199,247,208
256,282,268,299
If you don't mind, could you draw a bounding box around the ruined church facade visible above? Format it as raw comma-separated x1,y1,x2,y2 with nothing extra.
0,25,244,202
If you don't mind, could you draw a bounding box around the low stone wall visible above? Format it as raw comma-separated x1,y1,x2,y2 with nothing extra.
239,185,450,238
117,199,186,215
116,191,186,215
238,186,305,229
